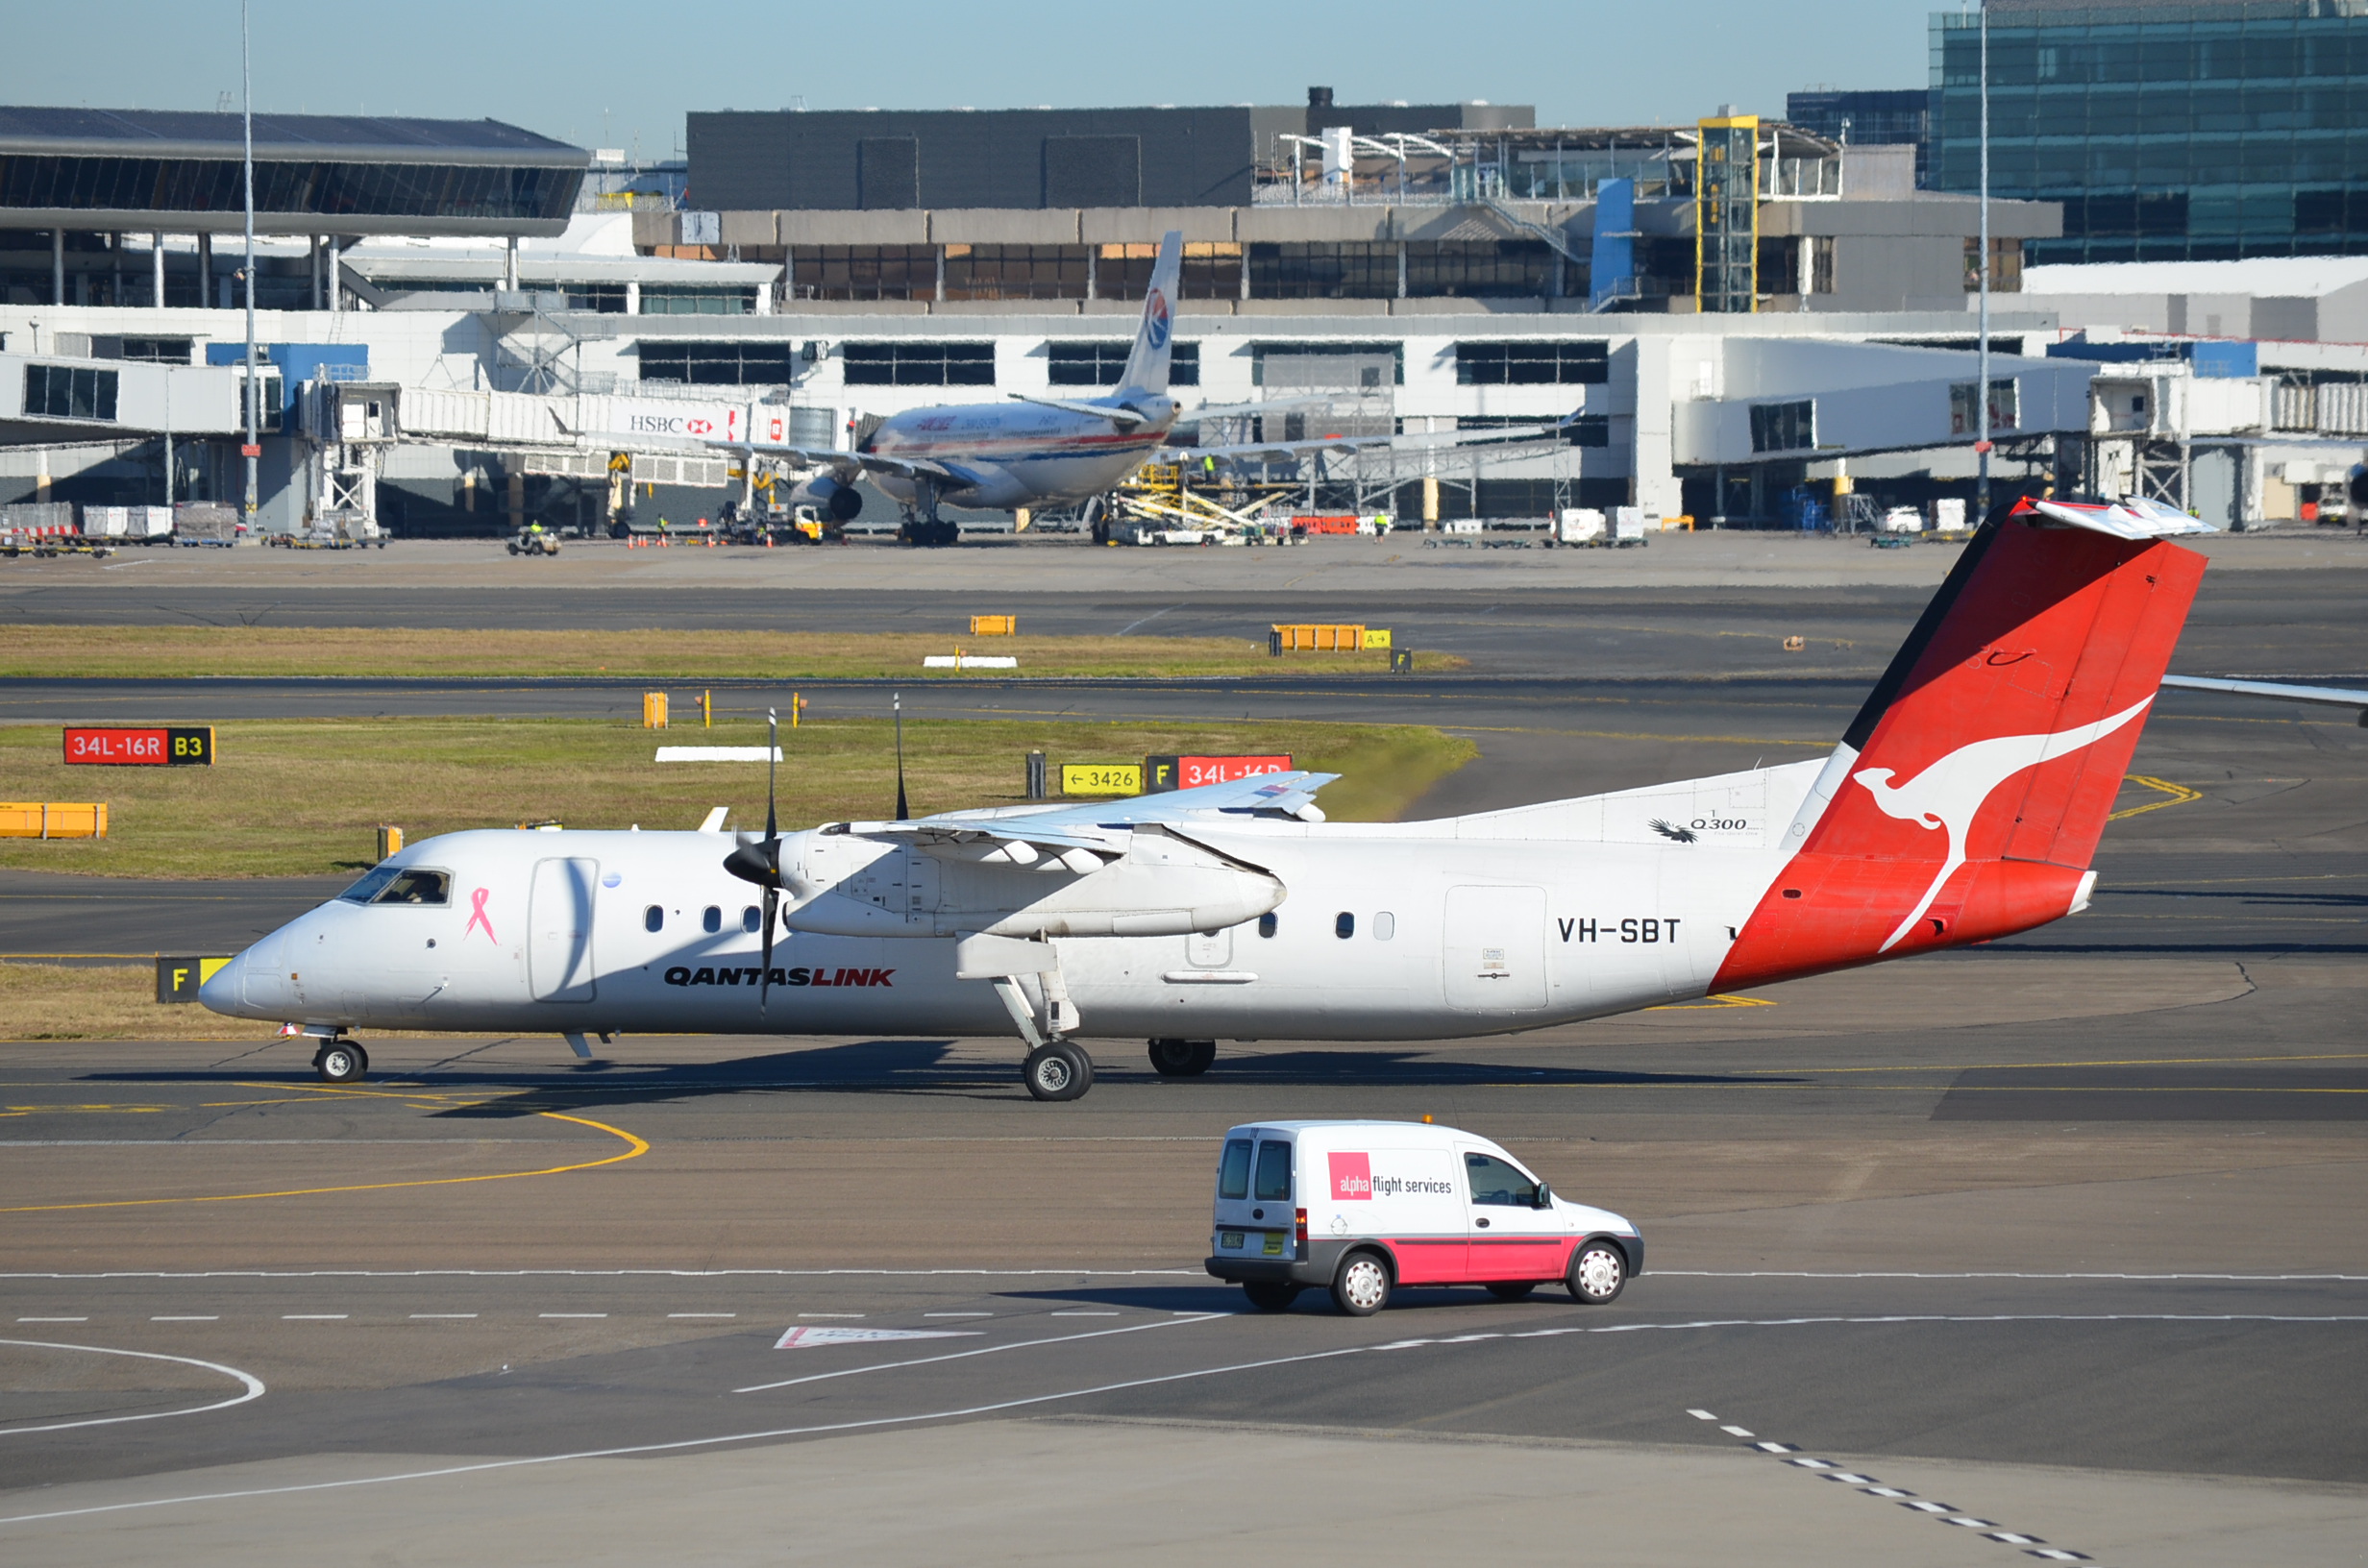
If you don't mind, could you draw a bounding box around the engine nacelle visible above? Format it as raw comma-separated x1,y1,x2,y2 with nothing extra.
785,474,862,522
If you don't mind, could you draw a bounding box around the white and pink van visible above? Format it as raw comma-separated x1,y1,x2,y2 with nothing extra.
1204,1119,1641,1315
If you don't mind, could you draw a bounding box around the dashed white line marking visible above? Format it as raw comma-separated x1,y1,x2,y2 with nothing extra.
797,1312,864,1319
668,1312,736,1319
280,1314,346,1321
1719,1425,1754,1436
1050,1311,1119,1317
1946,1518,1999,1529
1901,1500,1956,1513
1863,1486,1912,1499
409,1314,476,1320
16,1317,86,1323
1686,1409,1718,1420
925,1312,991,1318
150,1316,218,1323
538,1313,605,1320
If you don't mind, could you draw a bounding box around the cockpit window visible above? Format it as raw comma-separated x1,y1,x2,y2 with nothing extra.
370,869,452,906
337,865,402,903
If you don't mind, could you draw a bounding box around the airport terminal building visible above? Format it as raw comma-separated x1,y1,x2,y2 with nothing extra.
4,94,2365,534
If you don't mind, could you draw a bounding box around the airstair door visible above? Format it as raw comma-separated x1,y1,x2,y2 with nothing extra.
529,858,600,1003
1442,885,1547,1013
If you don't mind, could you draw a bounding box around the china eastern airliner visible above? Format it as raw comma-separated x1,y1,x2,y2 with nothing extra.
204,495,2215,1101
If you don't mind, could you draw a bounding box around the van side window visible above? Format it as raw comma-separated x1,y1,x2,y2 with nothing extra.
1218,1139,1253,1200
1253,1140,1293,1202
1465,1152,1539,1208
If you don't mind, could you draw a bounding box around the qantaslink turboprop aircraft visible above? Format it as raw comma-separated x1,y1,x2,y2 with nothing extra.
204,495,2214,1100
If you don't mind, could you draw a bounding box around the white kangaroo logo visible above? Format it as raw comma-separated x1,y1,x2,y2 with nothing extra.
1852,696,2153,952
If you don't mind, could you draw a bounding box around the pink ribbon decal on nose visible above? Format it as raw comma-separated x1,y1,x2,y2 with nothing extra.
465,887,498,943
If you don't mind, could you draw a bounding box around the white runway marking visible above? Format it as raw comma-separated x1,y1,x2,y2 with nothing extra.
15,1317,86,1324
0,1339,263,1437
668,1313,736,1320
11,1311,2363,1529
924,1312,991,1318
538,1313,606,1320
149,1316,217,1323
1050,1311,1119,1317
408,1314,475,1320
280,1315,346,1321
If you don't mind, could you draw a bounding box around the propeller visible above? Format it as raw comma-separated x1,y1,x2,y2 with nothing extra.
722,708,784,1010
893,690,910,821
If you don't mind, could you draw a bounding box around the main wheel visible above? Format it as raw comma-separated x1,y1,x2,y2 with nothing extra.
314,1041,366,1084
1147,1038,1217,1077
1566,1239,1628,1306
1485,1281,1537,1302
1022,1041,1094,1102
1241,1281,1298,1312
1330,1251,1392,1316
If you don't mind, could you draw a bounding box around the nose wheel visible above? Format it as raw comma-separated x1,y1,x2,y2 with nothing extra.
313,1041,369,1084
1022,1041,1094,1101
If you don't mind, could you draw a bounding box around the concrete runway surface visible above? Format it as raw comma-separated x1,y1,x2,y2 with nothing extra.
0,537,2363,1563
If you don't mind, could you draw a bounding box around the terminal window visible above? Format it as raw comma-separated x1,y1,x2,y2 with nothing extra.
1097,241,1243,302
639,284,754,316
636,341,798,386
1748,399,1816,454
1045,340,1198,387
0,156,579,224
1455,341,1610,385
843,341,996,386
787,245,937,303
21,362,117,421
945,244,1089,302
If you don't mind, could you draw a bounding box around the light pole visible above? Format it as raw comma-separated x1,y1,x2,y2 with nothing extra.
241,0,259,528
1975,0,1992,523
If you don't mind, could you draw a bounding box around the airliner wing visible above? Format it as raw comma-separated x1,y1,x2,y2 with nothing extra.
849,451,962,482
1005,394,1151,429
1163,417,1578,466
2160,674,2368,712
851,770,1340,851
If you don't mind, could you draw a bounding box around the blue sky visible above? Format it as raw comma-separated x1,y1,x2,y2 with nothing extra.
8,0,1950,158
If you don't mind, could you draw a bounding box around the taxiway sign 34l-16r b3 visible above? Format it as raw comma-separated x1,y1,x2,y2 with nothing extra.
204,495,2216,1099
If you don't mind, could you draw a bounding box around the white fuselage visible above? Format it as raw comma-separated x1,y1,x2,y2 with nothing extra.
862,396,1172,512
203,763,1817,1044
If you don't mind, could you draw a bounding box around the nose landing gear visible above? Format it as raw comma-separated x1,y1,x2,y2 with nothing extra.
312,1040,369,1084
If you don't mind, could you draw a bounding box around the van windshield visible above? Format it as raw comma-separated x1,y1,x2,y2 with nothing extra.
1218,1139,1252,1200
1466,1152,1539,1208
1253,1139,1293,1202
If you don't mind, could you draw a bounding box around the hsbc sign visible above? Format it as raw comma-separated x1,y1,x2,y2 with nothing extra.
616,401,747,445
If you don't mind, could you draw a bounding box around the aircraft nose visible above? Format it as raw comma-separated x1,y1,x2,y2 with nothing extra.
198,950,246,1015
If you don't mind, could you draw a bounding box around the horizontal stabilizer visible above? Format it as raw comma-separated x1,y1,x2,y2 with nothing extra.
2022,495,2217,539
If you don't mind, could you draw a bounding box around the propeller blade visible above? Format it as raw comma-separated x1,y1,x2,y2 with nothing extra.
894,691,909,821
722,837,777,886
765,708,778,842
759,881,779,1011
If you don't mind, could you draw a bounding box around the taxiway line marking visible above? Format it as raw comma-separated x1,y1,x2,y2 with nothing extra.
0,1111,648,1213
13,1311,2355,1529
2109,773,2202,820
732,1312,1220,1396
0,1339,263,1437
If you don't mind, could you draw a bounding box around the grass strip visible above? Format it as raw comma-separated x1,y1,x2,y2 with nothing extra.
0,626,1447,680
0,717,1476,879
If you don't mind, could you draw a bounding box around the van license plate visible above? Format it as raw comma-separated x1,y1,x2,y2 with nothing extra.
1220,1231,1245,1250
1261,1233,1286,1256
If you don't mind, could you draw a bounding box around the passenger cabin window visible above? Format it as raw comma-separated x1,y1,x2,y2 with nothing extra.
1257,914,1277,939
703,905,723,934
1218,1139,1253,1200
1334,912,1355,939
742,905,762,933
644,905,664,933
1373,912,1395,941
1253,1140,1293,1202
1465,1152,1540,1208
363,869,451,906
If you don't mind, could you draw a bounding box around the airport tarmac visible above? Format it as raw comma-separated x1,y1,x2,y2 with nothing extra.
0,533,2362,1562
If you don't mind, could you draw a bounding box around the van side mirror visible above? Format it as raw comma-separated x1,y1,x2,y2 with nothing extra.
1533,1184,1553,1209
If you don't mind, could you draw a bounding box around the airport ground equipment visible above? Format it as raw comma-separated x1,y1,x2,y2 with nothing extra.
201,495,2215,1098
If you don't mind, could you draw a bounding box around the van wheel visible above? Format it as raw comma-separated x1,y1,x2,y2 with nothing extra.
1147,1038,1216,1077
1022,1041,1094,1102
1331,1251,1392,1316
1566,1240,1628,1306
1485,1282,1536,1301
1242,1281,1298,1312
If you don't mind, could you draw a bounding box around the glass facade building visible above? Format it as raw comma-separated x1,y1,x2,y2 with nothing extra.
1930,0,2368,262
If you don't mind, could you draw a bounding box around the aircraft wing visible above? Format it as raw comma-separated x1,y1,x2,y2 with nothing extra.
1005,394,1151,429
2160,674,2368,714
1162,418,1577,466
850,770,1340,852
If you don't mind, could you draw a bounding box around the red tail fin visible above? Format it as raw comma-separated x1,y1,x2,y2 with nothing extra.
1714,502,2207,990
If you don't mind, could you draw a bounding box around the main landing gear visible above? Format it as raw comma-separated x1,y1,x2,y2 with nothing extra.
313,1040,369,1084
1147,1038,1217,1077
